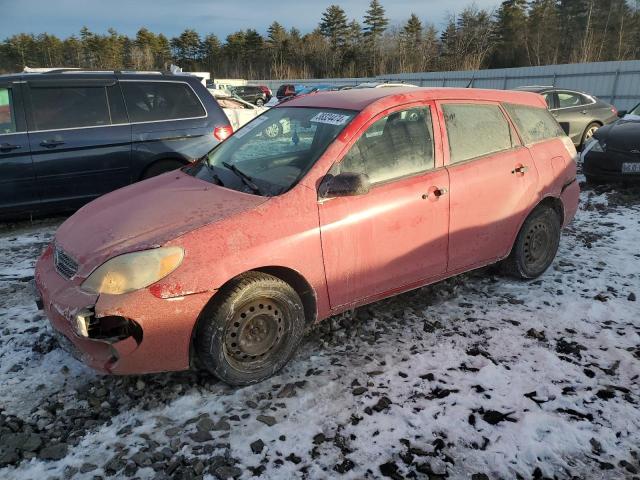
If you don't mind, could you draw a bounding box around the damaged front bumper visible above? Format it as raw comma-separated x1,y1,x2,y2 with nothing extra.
34,244,211,375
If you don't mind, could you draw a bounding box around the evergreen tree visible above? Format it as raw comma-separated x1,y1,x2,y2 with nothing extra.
363,0,389,39
492,0,528,68
319,5,349,48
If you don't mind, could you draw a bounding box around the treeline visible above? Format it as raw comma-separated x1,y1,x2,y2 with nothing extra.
1,0,639,79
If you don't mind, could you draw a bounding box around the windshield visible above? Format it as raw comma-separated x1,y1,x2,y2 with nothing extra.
188,107,356,196
628,103,640,116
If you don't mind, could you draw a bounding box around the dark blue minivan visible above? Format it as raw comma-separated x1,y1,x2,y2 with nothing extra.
0,70,231,219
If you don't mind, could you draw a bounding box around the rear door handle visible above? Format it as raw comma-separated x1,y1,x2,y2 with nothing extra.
40,140,65,148
0,143,22,152
512,165,529,175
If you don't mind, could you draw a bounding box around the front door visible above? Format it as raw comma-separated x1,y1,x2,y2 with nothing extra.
25,79,132,211
0,82,38,217
439,101,539,272
319,104,450,308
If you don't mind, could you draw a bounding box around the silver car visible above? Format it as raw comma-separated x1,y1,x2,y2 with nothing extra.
515,86,618,148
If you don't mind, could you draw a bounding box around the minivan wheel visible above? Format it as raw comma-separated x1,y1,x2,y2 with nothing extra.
142,160,184,180
195,272,305,386
503,206,561,280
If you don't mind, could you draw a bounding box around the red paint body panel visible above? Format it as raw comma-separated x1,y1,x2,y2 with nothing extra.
34,87,579,375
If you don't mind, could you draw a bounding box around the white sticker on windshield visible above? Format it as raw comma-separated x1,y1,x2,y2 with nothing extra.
234,115,270,138
310,112,351,126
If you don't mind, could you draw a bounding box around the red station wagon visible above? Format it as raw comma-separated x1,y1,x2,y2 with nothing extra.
35,88,580,385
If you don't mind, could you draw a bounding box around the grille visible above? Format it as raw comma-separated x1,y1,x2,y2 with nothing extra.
54,246,78,279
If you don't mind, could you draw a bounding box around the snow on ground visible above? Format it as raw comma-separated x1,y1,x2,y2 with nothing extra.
0,183,639,480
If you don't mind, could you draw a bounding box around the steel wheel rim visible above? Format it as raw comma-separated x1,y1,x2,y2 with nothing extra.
523,220,552,271
224,298,286,372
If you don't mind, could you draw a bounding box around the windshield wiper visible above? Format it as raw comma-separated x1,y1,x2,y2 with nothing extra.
201,157,225,186
221,161,263,195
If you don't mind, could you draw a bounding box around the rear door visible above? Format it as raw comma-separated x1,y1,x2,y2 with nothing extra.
319,103,449,308
439,101,539,272
551,91,591,144
25,78,132,210
0,81,39,216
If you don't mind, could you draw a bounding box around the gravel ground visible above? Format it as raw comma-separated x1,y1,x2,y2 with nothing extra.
0,181,639,480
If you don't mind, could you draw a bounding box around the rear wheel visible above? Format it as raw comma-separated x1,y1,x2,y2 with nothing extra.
581,122,600,149
256,98,265,107
142,159,184,180
195,272,305,385
502,206,561,279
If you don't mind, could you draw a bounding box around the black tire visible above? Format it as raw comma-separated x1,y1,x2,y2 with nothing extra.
502,206,561,279
195,272,305,385
142,160,184,180
256,98,265,107
580,122,600,149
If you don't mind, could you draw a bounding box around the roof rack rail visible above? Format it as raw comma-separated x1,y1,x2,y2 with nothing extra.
23,67,174,75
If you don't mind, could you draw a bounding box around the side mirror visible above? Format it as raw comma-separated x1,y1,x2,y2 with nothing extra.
319,172,370,198
617,110,627,118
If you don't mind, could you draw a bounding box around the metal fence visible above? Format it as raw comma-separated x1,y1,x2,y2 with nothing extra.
249,59,640,110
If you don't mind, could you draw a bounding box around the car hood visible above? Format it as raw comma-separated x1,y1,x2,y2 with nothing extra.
55,170,267,276
596,118,640,152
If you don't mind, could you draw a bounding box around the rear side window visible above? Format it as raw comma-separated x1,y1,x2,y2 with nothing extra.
556,92,583,108
504,103,565,144
30,86,111,130
0,88,16,134
442,104,514,164
335,107,435,184
121,81,205,123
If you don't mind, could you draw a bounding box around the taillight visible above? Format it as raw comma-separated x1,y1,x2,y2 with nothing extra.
259,86,271,96
611,107,618,115
213,125,233,141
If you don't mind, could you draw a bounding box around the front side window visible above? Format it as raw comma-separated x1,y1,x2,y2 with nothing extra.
504,103,565,144
121,81,205,123
333,107,435,184
30,86,111,130
0,88,16,134
443,103,514,164
191,107,356,196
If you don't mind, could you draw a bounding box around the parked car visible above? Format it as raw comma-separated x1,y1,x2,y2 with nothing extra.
514,86,618,148
0,70,230,220
581,103,640,183
210,90,267,131
35,87,579,385
230,85,271,106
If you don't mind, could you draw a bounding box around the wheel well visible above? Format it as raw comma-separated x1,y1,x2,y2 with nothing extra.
537,196,564,225
140,158,189,180
253,267,317,326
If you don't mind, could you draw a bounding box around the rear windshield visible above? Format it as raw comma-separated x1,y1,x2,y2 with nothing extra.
504,103,565,144
189,107,356,196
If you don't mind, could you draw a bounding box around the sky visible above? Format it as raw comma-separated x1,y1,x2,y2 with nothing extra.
0,0,498,39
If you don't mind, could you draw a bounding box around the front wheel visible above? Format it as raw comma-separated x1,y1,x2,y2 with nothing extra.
195,272,305,385
502,206,561,279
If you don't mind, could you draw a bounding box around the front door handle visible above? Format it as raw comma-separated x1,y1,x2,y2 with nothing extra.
512,165,529,176
40,139,65,148
581,110,588,115
0,143,22,152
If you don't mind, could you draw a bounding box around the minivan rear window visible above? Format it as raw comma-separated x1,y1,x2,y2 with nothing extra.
30,86,111,131
504,103,565,144
121,81,205,123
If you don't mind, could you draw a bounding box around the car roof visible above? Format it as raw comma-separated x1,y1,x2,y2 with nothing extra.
281,87,547,111
0,70,204,83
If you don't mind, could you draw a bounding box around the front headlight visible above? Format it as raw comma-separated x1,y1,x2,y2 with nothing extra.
81,247,184,295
